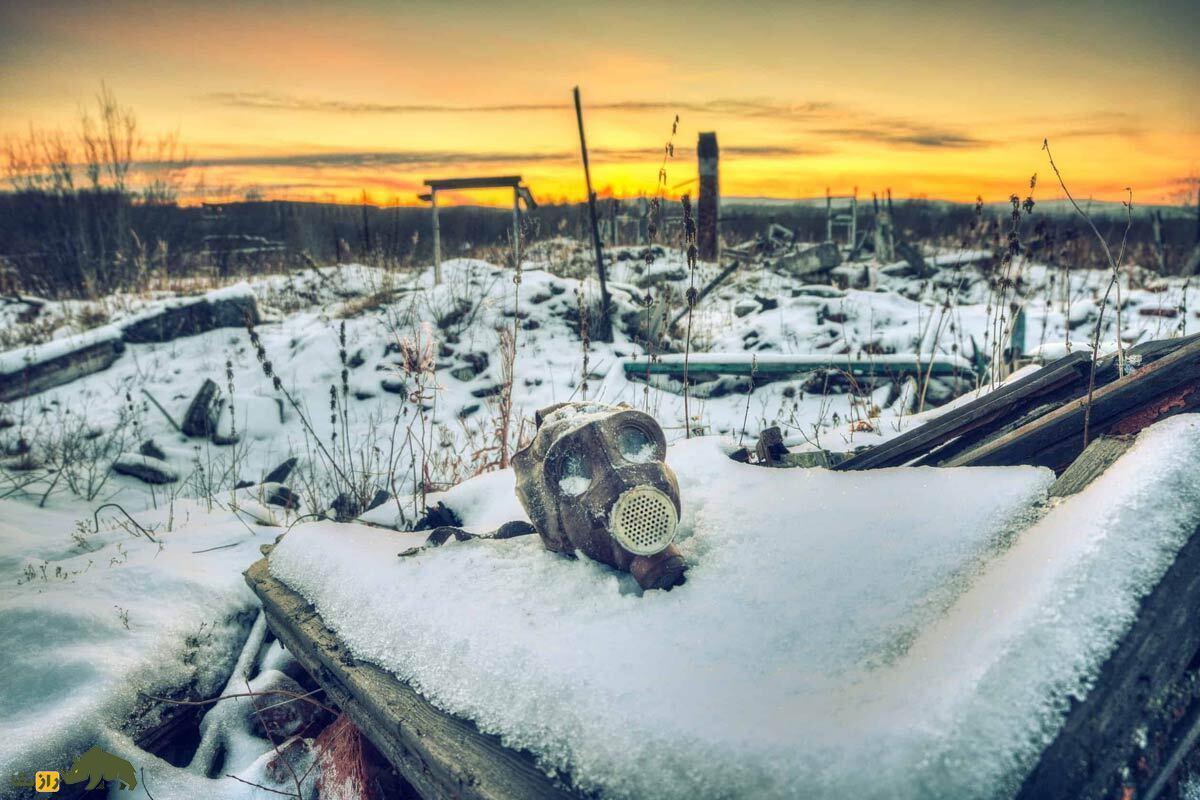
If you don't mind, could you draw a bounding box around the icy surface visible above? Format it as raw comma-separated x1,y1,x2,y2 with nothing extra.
269,426,1200,799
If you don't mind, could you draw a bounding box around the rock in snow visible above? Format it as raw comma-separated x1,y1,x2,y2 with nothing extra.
112,453,178,484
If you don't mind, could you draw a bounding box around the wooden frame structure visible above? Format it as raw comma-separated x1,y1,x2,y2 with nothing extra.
825,189,858,248
419,177,537,285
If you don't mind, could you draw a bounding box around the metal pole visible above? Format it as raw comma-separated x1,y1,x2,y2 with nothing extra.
825,188,832,243
572,86,613,342
512,187,520,270
431,189,442,285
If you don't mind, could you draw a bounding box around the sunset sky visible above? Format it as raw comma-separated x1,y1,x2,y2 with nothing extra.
2,0,1198,206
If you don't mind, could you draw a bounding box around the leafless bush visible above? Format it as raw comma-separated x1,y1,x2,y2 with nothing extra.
0,400,137,504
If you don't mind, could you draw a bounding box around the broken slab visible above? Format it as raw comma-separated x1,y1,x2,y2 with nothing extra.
770,241,840,278
0,326,124,403
181,379,221,438
120,283,260,344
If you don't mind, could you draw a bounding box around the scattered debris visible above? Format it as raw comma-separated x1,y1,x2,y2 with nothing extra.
248,670,326,739
180,378,220,438
755,426,789,466
138,439,167,460
112,453,178,484
771,241,842,279
263,457,298,485
263,483,300,509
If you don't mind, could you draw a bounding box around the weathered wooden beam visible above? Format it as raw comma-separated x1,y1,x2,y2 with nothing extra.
946,336,1200,472
121,291,260,344
1047,435,1137,498
836,335,1200,472
0,332,125,402
836,351,1097,471
424,176,523,190
244,559,577,800
573,86,613,343
431,189,442,286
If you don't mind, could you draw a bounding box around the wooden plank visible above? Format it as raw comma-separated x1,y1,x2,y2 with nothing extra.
424,176,523,190
834,351,1096,471
945,337,1200,472
0,336,125,402
837,335,1199,472
1047,435,1137,498
244,559,577,800
1018,519,1200,799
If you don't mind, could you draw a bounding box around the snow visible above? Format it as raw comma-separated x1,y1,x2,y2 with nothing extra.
0,323,122,373
559,475,591,495
270,434,1060,798
424,469,528,532
268,415,1200,798
2,242,1199,797
0,497,277,788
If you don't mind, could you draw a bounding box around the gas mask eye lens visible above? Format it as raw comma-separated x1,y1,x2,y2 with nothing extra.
557,453,592,496
617,426,656,463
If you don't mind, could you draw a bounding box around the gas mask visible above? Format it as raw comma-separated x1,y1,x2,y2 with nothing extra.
513,402,686,590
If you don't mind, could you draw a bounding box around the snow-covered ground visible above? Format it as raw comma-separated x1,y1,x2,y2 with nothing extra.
1,242,1198,798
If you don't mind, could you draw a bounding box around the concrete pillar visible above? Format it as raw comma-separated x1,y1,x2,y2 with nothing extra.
697,132,719,261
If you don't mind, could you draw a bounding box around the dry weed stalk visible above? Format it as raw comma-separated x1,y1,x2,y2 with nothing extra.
680,193,698,438
1043,139,1133,445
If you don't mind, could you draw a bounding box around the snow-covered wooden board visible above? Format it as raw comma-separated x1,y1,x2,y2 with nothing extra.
1017,512,1200,799
244,558,577,800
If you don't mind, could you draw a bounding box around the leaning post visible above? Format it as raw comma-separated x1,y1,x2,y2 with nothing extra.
572,86,613,342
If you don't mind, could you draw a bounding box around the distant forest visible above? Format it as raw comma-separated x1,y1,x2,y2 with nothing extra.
4,190,1199,298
